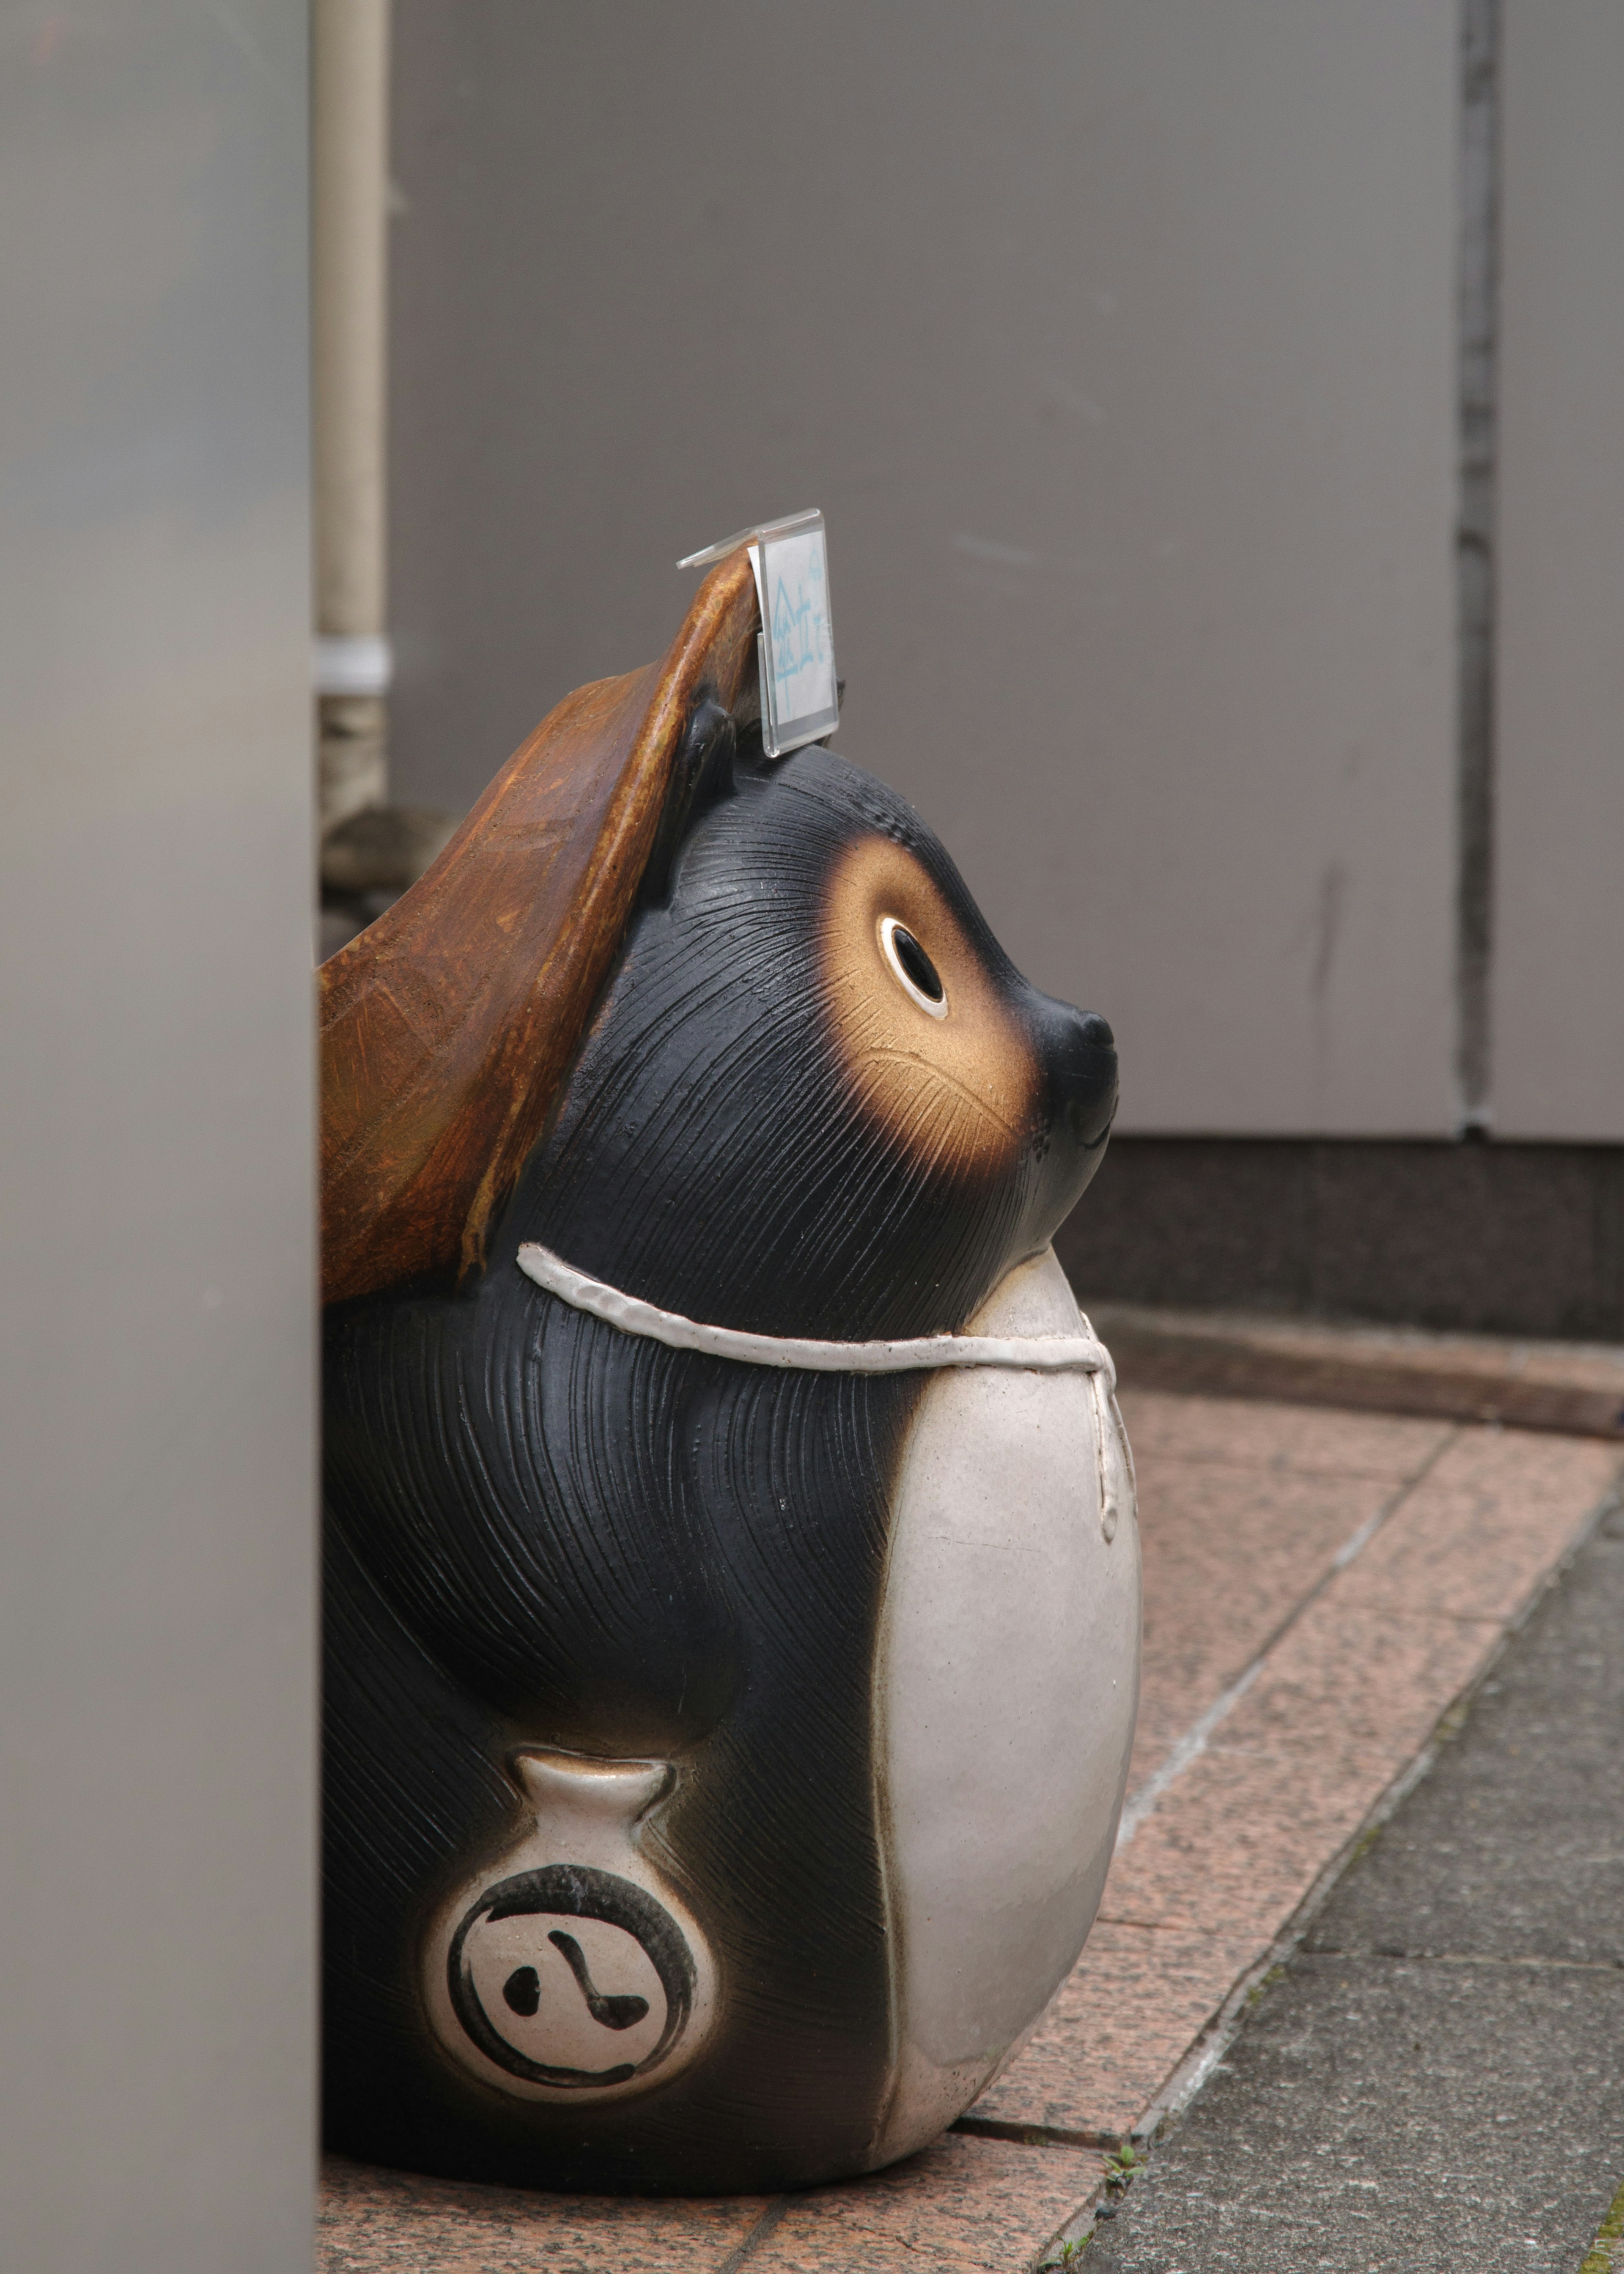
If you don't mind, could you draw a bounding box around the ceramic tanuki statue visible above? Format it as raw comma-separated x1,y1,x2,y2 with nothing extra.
321,549,1140,2194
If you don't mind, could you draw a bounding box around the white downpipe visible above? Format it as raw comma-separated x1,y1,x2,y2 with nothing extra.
313,0,392,834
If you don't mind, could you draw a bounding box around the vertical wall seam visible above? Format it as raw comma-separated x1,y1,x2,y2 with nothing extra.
1455,0,1501,1136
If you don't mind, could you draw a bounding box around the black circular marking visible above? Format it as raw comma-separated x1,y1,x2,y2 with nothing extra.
890,924,943,1003
502,1965,541,2017
447,1863,696,2091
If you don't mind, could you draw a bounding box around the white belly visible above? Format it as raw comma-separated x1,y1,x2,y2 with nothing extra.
867,1247,1140,2165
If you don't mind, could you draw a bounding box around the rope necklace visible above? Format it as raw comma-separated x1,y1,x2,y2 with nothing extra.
516,1242,1127,1541
516,1243,1114,1383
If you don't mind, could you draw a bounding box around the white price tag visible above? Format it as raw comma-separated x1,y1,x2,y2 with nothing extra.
678,510,840,757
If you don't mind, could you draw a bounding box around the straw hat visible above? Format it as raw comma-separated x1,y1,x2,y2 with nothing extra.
320,549,758,1306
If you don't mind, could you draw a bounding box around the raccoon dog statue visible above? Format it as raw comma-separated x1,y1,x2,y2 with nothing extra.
321,550,1140,2194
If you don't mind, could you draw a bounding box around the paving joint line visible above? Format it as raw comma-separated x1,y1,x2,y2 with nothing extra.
1093,1913,1230,1934
717,2195,788,2271
1114,1426,1462,1849
953,2115,1123,2153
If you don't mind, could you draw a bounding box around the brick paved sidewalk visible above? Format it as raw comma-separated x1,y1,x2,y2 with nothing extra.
319,1390,1622,2273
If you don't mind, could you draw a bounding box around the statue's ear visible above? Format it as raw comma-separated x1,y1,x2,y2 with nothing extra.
319,549,760,1306
638,697,737,908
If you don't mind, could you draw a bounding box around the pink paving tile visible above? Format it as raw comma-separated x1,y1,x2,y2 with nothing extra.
970,1921,1261,2140
318,2155,767,2273
1333,1427,1621,1624
1117,1388,1453,1483
1102,1741,1383,1940
1213,1597,1498,1782
747,2131,1106,2274
1129,1455,1392,1785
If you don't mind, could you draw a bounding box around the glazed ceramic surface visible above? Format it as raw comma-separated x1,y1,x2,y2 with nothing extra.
321,565,1137,2192
871,1247,1138,2163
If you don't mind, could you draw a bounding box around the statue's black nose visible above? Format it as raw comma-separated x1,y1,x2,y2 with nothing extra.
1045,1005,1118,1153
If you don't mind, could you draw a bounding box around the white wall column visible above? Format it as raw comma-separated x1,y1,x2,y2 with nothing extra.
0,4,317,2266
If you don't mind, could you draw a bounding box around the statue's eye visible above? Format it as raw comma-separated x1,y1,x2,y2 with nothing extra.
879,917,947,1018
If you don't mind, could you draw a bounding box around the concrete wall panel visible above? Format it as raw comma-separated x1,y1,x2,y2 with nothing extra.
390,0,1459,1135
1494,2,1624,1141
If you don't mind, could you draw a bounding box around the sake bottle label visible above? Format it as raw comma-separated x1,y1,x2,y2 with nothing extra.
422,1752,717,2104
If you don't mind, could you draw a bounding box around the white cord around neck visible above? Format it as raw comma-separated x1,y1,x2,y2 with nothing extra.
515,1242,1128,1543
515,1243,1116,1386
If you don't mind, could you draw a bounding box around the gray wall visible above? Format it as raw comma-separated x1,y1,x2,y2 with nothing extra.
390,1,1463,1138
0,5,316,2267
1494,0,1624,1140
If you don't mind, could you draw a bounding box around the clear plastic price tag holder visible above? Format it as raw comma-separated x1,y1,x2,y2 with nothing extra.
678,510,839,757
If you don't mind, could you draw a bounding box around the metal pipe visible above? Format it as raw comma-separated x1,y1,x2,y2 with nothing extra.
313,0,392,837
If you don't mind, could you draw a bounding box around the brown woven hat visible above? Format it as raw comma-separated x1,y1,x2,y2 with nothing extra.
320,549,759,1306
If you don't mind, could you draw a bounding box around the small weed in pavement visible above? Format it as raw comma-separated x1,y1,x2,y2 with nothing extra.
1041,2145,1150,2260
